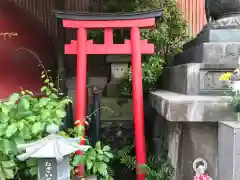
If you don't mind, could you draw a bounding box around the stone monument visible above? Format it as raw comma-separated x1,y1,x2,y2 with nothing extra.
106,55,131,97
150,2,240,180
17,124,90,180
100,55,133,121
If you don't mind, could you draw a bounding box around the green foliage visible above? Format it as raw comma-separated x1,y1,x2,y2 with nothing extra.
72,141,114,180
119,54,165,97
101,0,189,97
0,69,71,179
117,146,174,180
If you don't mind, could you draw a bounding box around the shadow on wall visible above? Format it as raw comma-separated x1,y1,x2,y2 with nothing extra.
0,0,56,99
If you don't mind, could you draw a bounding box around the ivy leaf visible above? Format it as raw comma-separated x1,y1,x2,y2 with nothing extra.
31,122,43,134
0,105,10,115
0,124,8,136
6,124,18,137
103,155,110,163
86,159,93,170
14,137,25,146
0,168,5,180
26,159,36,167
56,109,66,118
98,163,108,176
77,125,84,137
8,93,20,104
102,145,111,151
19,98,30,110
3,168,14,179
19,126,31,139
72,155,84,166
2,139,11,155
40,86,47,93
26,116,36,122
1,160,16,168
95,141,101,150
87,149,96,160
29,166,37,176
44,79,50,83
39,98,50,107
104,152,114,159
18,121,24,131
96,155,103,161
49,83,54,88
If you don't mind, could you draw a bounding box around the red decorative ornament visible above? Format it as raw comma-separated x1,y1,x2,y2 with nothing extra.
194,174,211,180
54,9,163,180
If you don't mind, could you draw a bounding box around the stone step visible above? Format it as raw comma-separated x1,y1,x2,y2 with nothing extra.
171,42,240,66
67,89,133,121
162,63,234,95
149,90,236,122
183,29,240,51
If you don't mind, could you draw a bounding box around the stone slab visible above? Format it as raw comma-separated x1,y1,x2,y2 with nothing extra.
183,29,240,51
218,121,240,180
162,63,234,95
66,77,108,91
100,97,133,121
149,90,236,122
106,83,119,97
180,122,218,180
67,89,133,121
171,42,240,66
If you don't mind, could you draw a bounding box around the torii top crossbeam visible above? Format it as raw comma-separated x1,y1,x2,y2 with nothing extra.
54,9,163,180
54,9,162,55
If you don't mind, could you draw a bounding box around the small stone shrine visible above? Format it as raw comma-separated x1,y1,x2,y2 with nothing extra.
17,124,91,180
106,55,131,97
150,1,240,180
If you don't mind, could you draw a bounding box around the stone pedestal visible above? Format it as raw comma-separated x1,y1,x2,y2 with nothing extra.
149,16,240,180
218,121,240,180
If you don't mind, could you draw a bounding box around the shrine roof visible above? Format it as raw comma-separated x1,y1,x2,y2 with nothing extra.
53,9,163,21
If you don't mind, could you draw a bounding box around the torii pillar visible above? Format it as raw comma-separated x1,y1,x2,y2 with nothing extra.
54,9,163,180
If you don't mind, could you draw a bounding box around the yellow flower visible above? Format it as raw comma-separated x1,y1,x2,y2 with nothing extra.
219,72,232,81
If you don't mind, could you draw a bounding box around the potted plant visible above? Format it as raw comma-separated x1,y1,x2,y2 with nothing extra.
72,141,114,180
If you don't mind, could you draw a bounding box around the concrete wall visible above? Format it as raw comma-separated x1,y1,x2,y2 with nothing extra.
153,115,218,180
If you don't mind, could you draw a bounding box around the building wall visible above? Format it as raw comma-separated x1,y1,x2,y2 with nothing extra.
12,0,101,38
177,0,207,37
13,0,206,38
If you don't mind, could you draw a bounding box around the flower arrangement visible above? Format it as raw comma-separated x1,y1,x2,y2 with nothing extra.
219,66,240,112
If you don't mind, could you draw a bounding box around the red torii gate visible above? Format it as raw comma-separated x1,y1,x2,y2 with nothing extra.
54,9,162,180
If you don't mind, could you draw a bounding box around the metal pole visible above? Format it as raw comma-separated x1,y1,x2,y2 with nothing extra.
130,27,146,180
91,86,101,145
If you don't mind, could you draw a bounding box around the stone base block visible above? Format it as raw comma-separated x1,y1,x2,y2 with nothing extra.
149,90,236,122
218,121,240,180
67,90,133,121
171,42,240,66
162,63,233,95
183,29,240,50
106,82,118,97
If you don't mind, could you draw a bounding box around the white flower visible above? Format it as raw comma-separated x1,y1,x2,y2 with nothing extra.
230,81,240,91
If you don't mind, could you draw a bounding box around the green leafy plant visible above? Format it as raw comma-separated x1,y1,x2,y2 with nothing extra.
0,51,71,179
118,146,174,180
119,54,165,97
219,70,240,113
72,141,114,180
104,0,189,97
